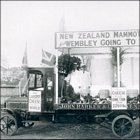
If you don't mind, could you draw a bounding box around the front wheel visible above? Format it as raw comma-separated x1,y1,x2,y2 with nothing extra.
0,114,18,136
112,115,136,138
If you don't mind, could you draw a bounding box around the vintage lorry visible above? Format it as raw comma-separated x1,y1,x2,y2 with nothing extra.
1,29,139,138
0,66,139,138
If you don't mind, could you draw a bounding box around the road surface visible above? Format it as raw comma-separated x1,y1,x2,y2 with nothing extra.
1,118,139,139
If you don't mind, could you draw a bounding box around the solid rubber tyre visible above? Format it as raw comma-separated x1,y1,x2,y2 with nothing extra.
112,115,136,138
0,113,18,136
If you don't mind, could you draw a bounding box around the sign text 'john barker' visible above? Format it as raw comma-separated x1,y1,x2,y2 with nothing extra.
55,29,139,48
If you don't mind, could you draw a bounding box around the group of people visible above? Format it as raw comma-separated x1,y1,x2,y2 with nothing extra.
62,63,92,103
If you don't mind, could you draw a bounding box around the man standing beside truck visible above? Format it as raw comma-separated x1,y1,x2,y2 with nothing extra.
65,63,91,103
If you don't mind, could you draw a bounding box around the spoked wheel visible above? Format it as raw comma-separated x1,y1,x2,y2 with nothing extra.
0,114,17,136
112,115,136,138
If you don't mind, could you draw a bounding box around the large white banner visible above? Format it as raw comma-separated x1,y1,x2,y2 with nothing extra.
55,29,139,48
28,90,41,112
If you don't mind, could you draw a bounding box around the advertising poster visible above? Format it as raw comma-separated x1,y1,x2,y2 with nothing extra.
28,90,41,112
111,87,127,110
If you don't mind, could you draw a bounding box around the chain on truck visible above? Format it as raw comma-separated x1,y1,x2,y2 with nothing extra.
0,29,139,138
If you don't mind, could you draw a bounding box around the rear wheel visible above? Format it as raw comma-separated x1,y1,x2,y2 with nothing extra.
112,115,136,138
0,114,18,136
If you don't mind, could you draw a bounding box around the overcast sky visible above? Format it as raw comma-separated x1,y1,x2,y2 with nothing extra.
1,1,139,67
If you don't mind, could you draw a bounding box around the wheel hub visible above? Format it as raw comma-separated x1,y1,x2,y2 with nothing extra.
120,124,125,129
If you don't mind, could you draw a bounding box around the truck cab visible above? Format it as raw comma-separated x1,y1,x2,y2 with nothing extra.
3,67,55,113
27,67,55,112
